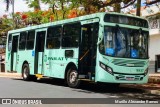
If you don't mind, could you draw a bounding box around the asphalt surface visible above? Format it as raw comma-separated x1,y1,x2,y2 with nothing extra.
0,78,107,98
0,77,160,98
0,77,160,107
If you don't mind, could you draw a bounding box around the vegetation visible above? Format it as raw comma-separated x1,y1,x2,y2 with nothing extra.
0,0,159,37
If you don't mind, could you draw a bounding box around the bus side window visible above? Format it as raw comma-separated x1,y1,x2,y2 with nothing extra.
12,36,18,52
26,30,35,50
8,34,12,51
62,22,81,48
19,32,27,50
46,26,61,49
47,40,53,49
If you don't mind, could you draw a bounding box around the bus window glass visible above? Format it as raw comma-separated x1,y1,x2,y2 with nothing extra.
19,32,27,50
104,14,148,28
8,34,12,51
62,23,80,48
130,31,149,59
12,36,18,52
100,26,149,59
46,26,61,49
27,30,35,50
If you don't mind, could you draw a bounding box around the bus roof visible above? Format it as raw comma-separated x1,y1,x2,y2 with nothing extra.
8,12,147,34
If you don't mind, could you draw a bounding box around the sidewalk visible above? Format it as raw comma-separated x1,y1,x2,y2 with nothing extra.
141,73,160,95
122,83,160,95
148,73,160,83
0,72,160,95
121,73,160,95
0,72,22,78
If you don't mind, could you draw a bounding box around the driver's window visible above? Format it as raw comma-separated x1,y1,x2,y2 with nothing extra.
104,27,115,49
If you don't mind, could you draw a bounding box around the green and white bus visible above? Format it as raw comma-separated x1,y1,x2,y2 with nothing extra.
5,12,149,88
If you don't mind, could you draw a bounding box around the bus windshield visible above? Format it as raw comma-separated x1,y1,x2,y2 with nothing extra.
100,26,149,59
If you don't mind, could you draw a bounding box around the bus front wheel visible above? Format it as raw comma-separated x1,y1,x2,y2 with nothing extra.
67,68,80,88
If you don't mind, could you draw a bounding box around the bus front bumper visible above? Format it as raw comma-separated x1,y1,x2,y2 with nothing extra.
95,68,148,84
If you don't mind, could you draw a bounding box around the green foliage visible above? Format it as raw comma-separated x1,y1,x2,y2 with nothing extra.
0,17,14,36
3,0,159,37
26,0,41,10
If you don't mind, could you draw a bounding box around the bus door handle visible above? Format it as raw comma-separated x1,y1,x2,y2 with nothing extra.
65,50,74,58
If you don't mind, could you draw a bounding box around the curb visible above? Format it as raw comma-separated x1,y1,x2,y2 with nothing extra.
149,74,160,76
121,84,160,95
145,89,160,95
0,72,22,79
148,76,160,83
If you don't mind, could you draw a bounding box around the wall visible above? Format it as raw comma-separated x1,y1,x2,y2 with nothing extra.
149,34,160,73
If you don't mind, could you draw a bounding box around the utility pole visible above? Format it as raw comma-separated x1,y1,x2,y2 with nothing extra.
0,55,1,72
136,0,141,16
12,0,15,28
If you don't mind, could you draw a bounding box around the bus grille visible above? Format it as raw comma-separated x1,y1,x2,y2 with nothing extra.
112,59,146,67
115,75,143,81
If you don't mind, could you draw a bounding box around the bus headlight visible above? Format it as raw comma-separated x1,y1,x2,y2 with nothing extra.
100,62,113,75
106,67,113,74
100,62,106,70
144,68,148,76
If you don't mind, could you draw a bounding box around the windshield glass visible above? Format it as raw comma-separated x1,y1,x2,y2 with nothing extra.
99,26,149,59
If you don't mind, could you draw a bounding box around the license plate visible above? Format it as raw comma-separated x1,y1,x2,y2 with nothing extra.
126,77,134,81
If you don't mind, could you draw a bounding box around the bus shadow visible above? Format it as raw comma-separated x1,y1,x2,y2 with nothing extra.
76,82,144,93
12,78,142,92
12,78,160,100
12,78,144,93
76,82,160,100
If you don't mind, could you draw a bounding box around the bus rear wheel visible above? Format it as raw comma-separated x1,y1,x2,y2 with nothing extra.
22,64,30,81
67,68,80,88
22,63,36,81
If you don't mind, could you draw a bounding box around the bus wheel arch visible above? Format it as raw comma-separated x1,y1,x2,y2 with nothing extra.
65,62,80,88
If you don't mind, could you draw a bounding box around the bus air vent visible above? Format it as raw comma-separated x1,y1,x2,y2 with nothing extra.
112,59,145,67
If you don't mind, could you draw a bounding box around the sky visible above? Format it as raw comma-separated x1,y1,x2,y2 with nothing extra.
0,0,147,17
0,0,49,17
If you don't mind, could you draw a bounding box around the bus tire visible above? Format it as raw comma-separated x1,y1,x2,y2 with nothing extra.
66,67,80,88
22,63,31,81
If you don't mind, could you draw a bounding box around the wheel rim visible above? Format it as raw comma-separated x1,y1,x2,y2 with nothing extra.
69,70,78,84
23,67,28,79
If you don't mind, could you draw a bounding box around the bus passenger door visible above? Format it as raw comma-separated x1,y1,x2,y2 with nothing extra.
79,22,99,79
35,31,46,74
11,34,19,72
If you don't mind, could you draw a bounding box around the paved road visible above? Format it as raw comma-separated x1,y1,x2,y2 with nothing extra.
0,77,159,107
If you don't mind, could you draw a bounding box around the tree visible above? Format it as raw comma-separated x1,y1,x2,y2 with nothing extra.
41,0,81,20
0,15,14,37
81,0,136,12
26,0,41,10
145,0,160,5
41,0,137,17
4,0,10,11
136,0,141,16
136,0,160,16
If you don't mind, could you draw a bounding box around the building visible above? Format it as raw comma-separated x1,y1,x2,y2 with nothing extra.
141,4,160,74
147,12,160,73
143,4,160,74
